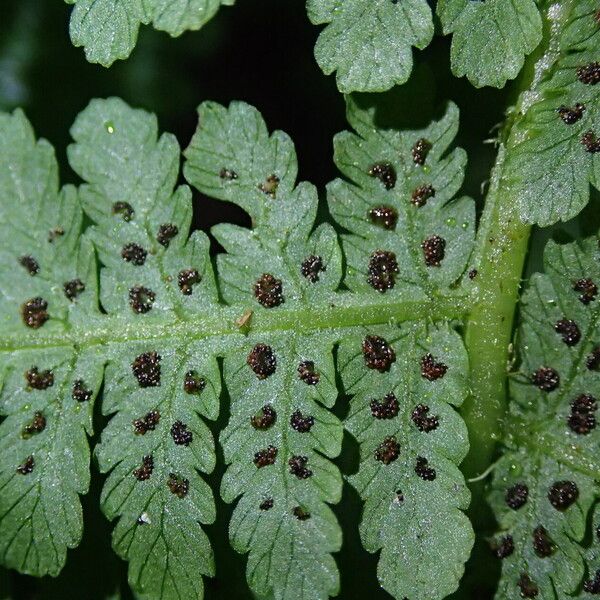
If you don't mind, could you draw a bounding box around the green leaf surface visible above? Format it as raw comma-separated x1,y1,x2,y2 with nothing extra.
221,333,343,600
307,0,434,93
185,101,345,600
491,237,600,598
0,97,477,600
325,99,475,599
437,0,542,89
66,0,231,67
67,98,219,599
0,110,100,577
504,0,600,226
328,98,474,296
339,323,473,600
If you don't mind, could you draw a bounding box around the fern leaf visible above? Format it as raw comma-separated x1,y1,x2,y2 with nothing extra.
67,98,219,599
328,97,474,296
0,110,101,576
221,333,343,600
437,0,542,89
504,0,600,226
65,0,231,66
0,97,477,599
338,323,472,600
325,99,475,599
491,236,600,598
306,0,434,93
184,101,345,600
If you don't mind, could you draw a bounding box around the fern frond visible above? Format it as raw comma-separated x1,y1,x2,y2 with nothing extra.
491,236,600,598
0,96,476,600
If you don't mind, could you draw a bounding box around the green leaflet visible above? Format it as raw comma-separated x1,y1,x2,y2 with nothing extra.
437,0,542,89
307,0,433,93
65,0,233,66
67,98,219,599
184,101,345,600
221,333,343,600
183,101,343,308
0,110,101,577
329,97,474,297
338,324,472,600
490,237,600,598
504,0,600,226
325,98,475,598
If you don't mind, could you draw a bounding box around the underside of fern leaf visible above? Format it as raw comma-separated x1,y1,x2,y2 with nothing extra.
65,0,233,66
328,96,475,599
184,101,346,599
0,95,476,599
491,236,600,598
0,109,101,577
503,0,600,226
68,98,220,599
184,97,476,598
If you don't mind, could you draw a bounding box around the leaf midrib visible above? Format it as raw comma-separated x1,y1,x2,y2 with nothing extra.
0,292,474,352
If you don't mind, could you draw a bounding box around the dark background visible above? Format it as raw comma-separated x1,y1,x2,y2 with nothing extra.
0,1,593,598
